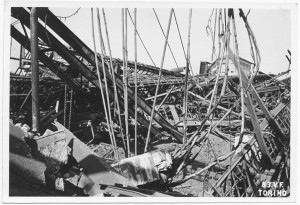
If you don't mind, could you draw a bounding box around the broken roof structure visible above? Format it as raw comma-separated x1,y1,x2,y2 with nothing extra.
8,7,290,198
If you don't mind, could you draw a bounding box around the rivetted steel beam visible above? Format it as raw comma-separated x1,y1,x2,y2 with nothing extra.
11,8,103,92
11,8,183,141
213,101,288,189
116,58,184,77
250,86,288,140
11,24,160,140
32,7,182,77
10,25,83,95
29,7,184,142
227,47,274,166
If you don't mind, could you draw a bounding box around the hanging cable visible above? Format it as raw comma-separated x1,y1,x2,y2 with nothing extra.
101,8,126,155
91,8,118,160
173,10,194,76
224,8,227,34
212,9,224,107
134,8,138,156
231,9,245,148
239,9,261,92
144,9,174,153
56,8,81,21
206,9,218,62
207,9,222,113
212,9,218,62
96,10,107,55
206,8,230,149
122,8,131,156
220,8,231,97
183,9,192,145
153,8,179,70
98,9,119,160
181,9,232,151
206,9,214,59
174,11,186,61
127,10,157,67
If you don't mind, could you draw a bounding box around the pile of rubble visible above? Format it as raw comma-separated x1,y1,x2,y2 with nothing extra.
9,7,290,197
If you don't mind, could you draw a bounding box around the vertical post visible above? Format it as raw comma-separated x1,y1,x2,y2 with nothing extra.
231,8,245,145
30,7,40,132
183,9,192,145
18,45,25,74
91,8,117,159
123,8,130,157
144,9,173,153
95,9,119,160
101,8,126,155
134,8,138,156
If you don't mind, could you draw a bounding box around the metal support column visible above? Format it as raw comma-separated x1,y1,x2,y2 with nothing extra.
30,7,40,132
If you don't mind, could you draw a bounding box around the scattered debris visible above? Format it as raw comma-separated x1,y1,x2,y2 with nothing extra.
9,7,290,197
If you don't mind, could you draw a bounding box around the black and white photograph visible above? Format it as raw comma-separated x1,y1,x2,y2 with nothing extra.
1,0,299,203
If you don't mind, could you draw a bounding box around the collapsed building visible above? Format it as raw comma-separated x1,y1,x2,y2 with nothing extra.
9,7,290,197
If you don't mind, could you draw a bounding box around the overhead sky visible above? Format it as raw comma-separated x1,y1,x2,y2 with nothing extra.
10,7,291,75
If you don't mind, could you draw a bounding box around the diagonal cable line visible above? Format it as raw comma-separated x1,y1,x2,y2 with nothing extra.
173,10,194,76
153,8,179,70
127,10,157,67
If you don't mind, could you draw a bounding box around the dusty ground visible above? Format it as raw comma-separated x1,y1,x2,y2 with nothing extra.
152,133,236,196
84,128,239,197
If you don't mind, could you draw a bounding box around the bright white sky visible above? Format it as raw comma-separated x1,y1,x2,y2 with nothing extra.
11,7,291,75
